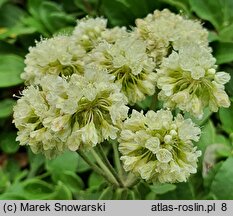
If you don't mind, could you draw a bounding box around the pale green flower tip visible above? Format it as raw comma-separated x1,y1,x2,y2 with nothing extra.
119,109,201,183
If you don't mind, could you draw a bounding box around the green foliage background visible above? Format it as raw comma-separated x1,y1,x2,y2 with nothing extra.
0,0,233,200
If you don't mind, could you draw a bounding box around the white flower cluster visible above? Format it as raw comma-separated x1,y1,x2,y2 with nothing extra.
119,109,201,183
22,35,86,85
135,9,209,64
14,10,231,183
87,36,157,104
14,68,128,158
157,44,230,118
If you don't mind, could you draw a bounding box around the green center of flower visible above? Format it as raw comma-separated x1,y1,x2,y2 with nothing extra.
111,66,145,91
73,93,112,127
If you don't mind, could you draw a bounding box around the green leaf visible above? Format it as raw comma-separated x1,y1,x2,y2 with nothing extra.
189,0,233,31
39,1,75,33
219,103,233,134
4,159,21,181
0,193,26,200
218,24,233,42
0,131,19,154
0,0,8,8
98,186,113,200
197,120,216,153
0,23,37,40
0,3,26,27
51,181,72,200
28,149,45,178
26,0,75,35
202,144,232,177
101,0,135,26
0,99,16,119
23,179,54,199
46,151,79,180
58,171,84,193
88,172,105,188
0,54,24,87
22,179,72,200
204,161,224,190
76,153,96,173
213,42,233,64
0,169,9,192
145,191,157,200
211,157,233,199
161,0,191,15
101,0,160,27
113,188,128,200
150,183,176,194
158,182,195,199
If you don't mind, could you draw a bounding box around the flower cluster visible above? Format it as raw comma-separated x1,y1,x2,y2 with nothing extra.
157,44,230,118
135,9,209,64
22,35,86,85
14,9,231,184
14,68,128,158
119,109,201,183
72,17,128,52
87,36,157,104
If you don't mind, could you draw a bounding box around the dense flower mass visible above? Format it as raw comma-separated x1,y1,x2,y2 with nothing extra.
13,9,231,185
119,109,202,183
135,9,208,64
72,17,128,52
14,67,128,158
87,36,157,104
22,35,86,85
13,86,69,159
157,44,230,118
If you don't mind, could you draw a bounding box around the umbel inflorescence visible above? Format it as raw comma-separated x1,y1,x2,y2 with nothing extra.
13,9,231,184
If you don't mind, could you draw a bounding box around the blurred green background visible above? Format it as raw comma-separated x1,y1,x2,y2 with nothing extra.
1,0,233,200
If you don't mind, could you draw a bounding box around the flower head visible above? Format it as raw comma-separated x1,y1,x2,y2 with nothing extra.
72,17,128,52
14,67,128,158
156,44,230,118
13,86,71,159
22,35,85,85
135,9,208,64
119,109,201,183
87,36,157,104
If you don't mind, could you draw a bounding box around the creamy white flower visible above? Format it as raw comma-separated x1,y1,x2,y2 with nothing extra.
87,36,157,104
72,17,128,52
119,109,201,183
157,44,230,118
13,86,70,159
135,9,209,64
40,67,128,150
22,35,86,84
